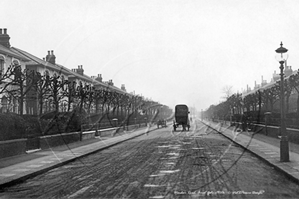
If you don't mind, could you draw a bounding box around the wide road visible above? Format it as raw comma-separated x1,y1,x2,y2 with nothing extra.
0,119,298,199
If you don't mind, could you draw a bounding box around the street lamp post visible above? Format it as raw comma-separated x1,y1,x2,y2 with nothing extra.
275,41,289,162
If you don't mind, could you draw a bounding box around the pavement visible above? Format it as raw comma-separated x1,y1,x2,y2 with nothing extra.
0,125,157,189
202,120,299,183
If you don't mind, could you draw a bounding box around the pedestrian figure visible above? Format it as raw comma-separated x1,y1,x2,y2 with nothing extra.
173,120,177,132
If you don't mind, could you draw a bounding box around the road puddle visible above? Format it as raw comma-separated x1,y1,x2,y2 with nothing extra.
144,184,165,187
159,169,180,174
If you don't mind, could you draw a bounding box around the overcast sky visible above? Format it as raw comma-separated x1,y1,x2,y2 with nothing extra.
1,0,299,111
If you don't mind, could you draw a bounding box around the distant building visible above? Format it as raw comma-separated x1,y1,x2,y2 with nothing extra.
261,76,267,87
272,70,280,82
121,84,126,92
271,61,293,82
242,64,298,98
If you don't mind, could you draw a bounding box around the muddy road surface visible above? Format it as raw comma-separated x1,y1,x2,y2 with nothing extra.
0,121,298,199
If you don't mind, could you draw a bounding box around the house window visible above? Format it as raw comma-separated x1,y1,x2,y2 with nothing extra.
14,65,22,81
0,55,5,77
1,96,7,113
13,97,18,114
44,70,50,78
12,59,20,66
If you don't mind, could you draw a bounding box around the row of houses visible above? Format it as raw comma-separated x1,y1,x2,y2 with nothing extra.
241,61,298,98
0,28,130,115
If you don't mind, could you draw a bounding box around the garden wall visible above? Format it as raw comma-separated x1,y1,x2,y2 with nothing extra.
39,132,81,149
231,121,299,144
0,139,27,158
0,123,150,159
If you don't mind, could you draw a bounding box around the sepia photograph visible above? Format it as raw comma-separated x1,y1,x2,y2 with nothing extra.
0,0,299,198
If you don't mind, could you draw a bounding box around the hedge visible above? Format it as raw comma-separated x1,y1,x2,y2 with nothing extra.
0,113,26,141
0,110,152,141
0,111,86,141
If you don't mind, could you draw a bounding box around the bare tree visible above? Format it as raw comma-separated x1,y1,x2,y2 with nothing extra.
48,74,66,113
85,85,96,114
0,64,15,95
62,80,77,112
222,85,233,100
5,65,37,115
33,72,51,115
287,71,299,113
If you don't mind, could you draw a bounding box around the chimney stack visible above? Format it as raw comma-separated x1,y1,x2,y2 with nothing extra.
45,50,56,64
108,79,114,86
285,59,287,68
46,51,50,61
284,64,293,77
96,74,102,82
121,84,126,91
0,28,11,48
76,65,84,75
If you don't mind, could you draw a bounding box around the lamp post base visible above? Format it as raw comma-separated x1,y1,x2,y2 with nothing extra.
280,136,290,162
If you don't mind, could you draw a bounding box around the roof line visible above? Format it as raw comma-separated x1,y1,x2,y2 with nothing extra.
12,47,69,74
0,44,30,61
11,47,130,95
11,47,41,65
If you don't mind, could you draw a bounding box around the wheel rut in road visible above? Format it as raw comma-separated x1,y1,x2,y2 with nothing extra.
1,121,298,199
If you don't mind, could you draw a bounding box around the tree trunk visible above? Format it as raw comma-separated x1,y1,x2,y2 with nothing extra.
270,98,274,112
95,99,99,113
54,95,59,113
87,102,91,114
79,97,84,114
67,96,71,112
19,84,24,115
39,96,43,115
19,97,24,115
265,97,269,112
294,90,299,114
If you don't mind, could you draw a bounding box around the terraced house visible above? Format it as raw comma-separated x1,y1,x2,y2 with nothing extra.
0,28,30,114
0,28,128,115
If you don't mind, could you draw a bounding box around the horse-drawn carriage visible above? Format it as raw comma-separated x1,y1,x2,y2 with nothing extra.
173,104,190,131
157,119,167,128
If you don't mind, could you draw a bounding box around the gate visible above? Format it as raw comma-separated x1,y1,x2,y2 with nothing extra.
26,125,41,152
26,136,40,151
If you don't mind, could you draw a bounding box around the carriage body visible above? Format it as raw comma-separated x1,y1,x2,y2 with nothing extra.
173,104,190,131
